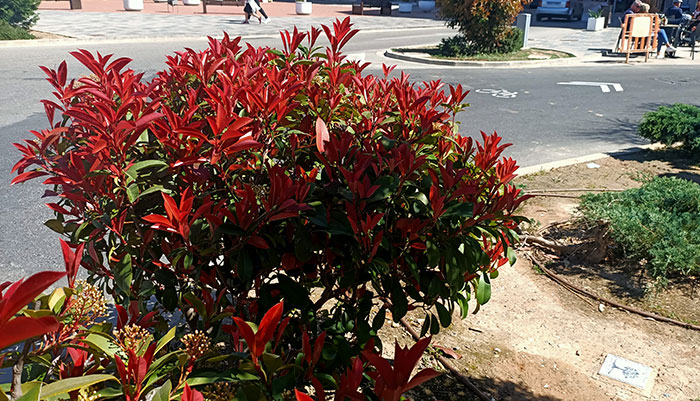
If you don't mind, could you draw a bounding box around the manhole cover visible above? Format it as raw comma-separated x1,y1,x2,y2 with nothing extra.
598,354,653,390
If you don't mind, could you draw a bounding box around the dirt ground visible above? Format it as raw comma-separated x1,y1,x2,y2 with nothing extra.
381,148,700,401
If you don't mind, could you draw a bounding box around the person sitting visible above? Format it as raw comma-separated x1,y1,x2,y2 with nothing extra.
666,0,684,22
691,0,700,31
623,0,642,17
637,3,677,57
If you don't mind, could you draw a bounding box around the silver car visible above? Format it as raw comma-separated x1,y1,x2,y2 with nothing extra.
536,0,584,21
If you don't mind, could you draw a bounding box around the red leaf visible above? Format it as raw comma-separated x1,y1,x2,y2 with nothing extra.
0,271,65,324
295,389,314,401
182,383,204,401
11,171,47,185
232,317,259,361
315,117,329,153
162,192,179,222
256,302,284,352
248,235,269,249
0,316,59,350
60,240,84,288
404,368,441,392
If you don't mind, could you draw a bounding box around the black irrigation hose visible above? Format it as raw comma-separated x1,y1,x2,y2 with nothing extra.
526,252,700,332
399,318,492,401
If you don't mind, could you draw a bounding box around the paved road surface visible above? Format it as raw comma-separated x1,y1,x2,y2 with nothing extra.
1,28,699,280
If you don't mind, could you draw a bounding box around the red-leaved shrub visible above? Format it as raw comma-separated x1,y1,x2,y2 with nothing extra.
13,17,529,377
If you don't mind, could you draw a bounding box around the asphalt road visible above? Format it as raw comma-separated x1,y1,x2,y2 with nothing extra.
1,27,699,280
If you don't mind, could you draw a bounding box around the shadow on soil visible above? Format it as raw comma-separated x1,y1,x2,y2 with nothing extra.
612,146,700,183
411,373,564,401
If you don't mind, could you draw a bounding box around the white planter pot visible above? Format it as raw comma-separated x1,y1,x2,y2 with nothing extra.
296,1,312,14
398,2,413,12
124,0,143,10
586,16,605,31
182,0,199,5
417,0,434,11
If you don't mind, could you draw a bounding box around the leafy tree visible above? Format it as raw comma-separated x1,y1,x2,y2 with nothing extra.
0,0,40,30
437,0,528,54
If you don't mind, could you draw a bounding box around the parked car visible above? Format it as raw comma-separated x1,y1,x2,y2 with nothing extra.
536,0,584,21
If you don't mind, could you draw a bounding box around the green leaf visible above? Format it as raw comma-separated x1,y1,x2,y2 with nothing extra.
41,375,117,398
14,383,40,401
419,314,431,337
430,313,440,335
390,284,408,322
125,160,168,180
47,288,66,313
371,309,386,331
126,183,139,203
139,185,165,199
114,254,133,296
186,370,258,386
156,326,177,354
83,333,121,357
294,226,313,262
443,202,474,218
44,219,64,234
476,274,491,305
95,387,123,398
435,302,452,328
183,293,207,320
506,246,517,266
150,380,172,401
277,275,312,310
456,292,469,319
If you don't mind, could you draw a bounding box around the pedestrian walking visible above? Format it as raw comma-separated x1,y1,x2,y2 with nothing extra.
243,0,270,24
243,0,262,24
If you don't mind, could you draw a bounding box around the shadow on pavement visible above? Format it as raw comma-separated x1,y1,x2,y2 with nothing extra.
409,373,565,401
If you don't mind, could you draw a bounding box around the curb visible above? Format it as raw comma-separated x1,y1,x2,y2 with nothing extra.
384,47,578,67
516,143,665,177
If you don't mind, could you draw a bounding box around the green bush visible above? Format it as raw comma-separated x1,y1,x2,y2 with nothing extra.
436,0,527,54
14,18,530,390
0,19,33,40
579,176,700,282
638,103,700,153
437,27,523,57
0,0,40,30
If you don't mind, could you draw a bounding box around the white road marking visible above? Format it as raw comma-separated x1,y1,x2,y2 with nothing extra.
557,81,624,93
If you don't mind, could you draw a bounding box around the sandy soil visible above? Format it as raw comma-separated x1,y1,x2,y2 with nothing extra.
382,148,700,401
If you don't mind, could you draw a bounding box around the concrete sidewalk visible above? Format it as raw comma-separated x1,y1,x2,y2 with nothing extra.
33,0,443,40
18,0,700,65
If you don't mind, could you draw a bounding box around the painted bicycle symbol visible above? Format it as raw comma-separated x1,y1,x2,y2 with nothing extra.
475,88,518,99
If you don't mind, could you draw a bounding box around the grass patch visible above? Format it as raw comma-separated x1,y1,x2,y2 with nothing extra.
579,176,700,283
0,20,34,40
394,46,573,62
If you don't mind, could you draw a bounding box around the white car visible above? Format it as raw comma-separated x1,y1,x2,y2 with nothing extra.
536,0,584,21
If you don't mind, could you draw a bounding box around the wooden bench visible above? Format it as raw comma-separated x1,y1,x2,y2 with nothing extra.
616,13,660,63
351,0,392,15
202,0,245,13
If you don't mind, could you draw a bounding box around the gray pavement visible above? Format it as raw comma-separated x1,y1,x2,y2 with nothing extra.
32,10,444,39
25,8,699,64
